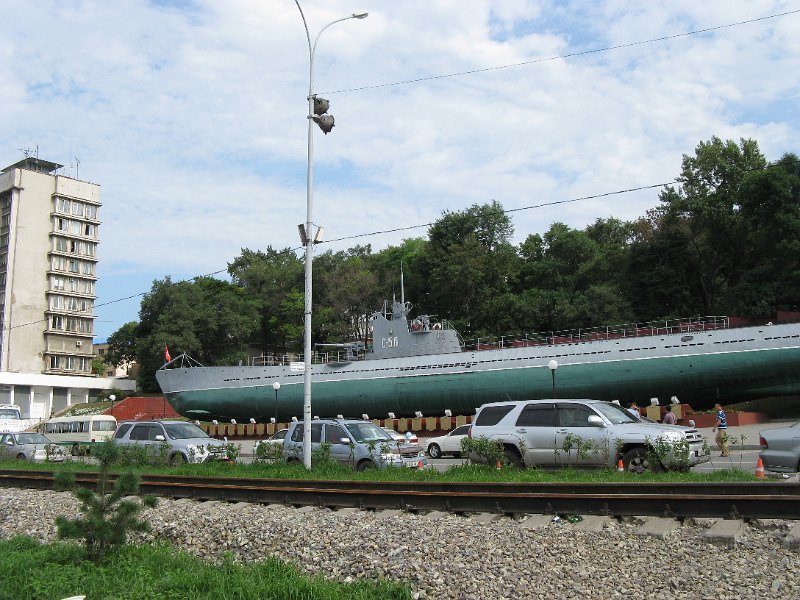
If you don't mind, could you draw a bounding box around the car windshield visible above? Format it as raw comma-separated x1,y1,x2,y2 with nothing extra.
592,402,639,425
163,422,209,440
0,409,20,419
346,423,392,443
16,433,51,444
92,420,117,432
271,429,287,440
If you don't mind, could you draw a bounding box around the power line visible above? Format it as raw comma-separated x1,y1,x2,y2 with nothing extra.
323,9,800,95
319,181,675,245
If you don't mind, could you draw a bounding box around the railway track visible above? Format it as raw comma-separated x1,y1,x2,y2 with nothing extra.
1,469,797,519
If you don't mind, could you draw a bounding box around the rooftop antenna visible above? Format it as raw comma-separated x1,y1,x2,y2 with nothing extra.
400,262,405,307
75,157,80,179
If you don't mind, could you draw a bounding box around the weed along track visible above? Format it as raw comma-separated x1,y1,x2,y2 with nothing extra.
1,470,798,519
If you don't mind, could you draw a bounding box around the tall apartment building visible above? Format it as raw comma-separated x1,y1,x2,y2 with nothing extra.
0,156,132,421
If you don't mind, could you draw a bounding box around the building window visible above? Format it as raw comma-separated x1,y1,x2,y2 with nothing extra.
50,355,61,369
50,296,64,310
0,234,7,248
56,198,70,213
56,217,68,231
52,256,66,271
66,317,78,331
68,259,80,273
54,237,68,252
51,316,63,330
78,319,92,333
84,243,95,257
1,214,10,227
82,280,93,294
82,262,94,276
78,357,89,372
0,253,6,267
84,223,96,238
51,276,65,290
71,202,83,217
85,205,97,220
70,221,81,236
64,356,74,370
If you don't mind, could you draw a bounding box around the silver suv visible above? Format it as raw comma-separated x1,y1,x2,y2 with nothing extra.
283,419,427,471
468,399,710,473
113,420,228,465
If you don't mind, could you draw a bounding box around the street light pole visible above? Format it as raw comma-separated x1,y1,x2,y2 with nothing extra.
295,2,368,469
548,360,559,399
109,394,116,417
272,381,281,432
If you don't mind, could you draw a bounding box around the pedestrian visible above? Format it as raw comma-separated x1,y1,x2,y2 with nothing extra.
711,403,729,457
662,404,677,425
627,402,640,419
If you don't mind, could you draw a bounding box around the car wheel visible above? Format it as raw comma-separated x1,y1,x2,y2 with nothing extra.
428,443,441,459
503,447,524,468
169,452,188,466
357,460,375,471
622,447,661,474
16,453,26,460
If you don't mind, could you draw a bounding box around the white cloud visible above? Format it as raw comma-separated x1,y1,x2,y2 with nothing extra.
2,0,799,338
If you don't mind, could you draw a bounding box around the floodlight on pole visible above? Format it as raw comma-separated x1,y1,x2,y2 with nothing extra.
295,1,368,470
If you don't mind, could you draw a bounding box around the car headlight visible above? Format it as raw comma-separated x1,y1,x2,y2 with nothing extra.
661,432,684,443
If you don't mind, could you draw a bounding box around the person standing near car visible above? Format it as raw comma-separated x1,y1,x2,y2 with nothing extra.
711,403,729,456
662,405,677,425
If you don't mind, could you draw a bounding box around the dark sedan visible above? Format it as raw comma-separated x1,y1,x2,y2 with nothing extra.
759,422,800,473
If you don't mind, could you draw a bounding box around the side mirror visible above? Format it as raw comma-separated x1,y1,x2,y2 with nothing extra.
587,415,605,428
154,434,166,442
340,437,350,445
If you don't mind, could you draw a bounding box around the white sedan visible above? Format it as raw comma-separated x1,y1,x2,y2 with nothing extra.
425,425,470,459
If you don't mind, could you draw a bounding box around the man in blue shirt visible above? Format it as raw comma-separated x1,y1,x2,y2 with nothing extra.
711,403,729,457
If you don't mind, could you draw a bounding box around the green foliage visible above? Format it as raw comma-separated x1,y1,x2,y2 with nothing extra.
90,356,106,376
0,537,412,600
461,436,504,465
54,443,157,563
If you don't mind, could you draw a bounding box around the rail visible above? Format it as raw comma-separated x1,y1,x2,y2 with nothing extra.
164,315,733,369
1,470,797,519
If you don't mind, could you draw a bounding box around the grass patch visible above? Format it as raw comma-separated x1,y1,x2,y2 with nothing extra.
0,457,757,482
0,536,412,600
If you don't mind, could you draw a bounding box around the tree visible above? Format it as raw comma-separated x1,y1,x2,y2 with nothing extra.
106,321,139,367
133,276,260,392
228,247,304,353
656,137,767,313
730,152,800,315
55,443,157,563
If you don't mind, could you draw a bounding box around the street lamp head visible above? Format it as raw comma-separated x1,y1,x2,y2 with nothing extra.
548,359,559,371
272,382,281,391
352,12,368,19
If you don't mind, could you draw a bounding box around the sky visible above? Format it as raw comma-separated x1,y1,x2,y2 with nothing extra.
3,1,800,341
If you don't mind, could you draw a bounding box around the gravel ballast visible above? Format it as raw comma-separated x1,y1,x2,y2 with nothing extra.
1,488,798,599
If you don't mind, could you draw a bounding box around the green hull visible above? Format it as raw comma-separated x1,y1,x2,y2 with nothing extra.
163,346,800,421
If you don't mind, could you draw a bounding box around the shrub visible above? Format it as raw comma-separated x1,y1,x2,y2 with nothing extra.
54,442,157,563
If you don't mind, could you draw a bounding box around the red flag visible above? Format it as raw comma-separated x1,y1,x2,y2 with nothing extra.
164,343,171,363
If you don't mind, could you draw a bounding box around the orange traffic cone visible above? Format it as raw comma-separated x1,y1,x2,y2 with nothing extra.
496,459,502,470
417,460,424,470
617,459,624,473
755,457,765,479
